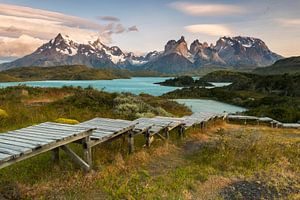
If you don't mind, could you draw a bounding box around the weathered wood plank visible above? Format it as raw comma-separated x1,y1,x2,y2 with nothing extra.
0,143,32,154
18,128,74,136
0,135,49,146
0,134,54,144
34,125,85,134
14,130,66,140
0,153,13,162
0,139,38,149
0,148,22,156
9,131,64,141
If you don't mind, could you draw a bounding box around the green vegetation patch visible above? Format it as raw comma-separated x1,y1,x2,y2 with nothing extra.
156,76,213,87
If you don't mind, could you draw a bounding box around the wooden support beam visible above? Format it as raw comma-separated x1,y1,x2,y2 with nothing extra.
82,136,92,167
145,130,151,147
156,133,166,141
179,125,185,139
164,128,170,140
51,148,59,165
61,145,90,172
128,131,134,154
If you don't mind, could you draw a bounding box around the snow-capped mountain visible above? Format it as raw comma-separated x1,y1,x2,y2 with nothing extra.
214,36,282,66
141,36,282,73
0,34,282,73
0,33,146,71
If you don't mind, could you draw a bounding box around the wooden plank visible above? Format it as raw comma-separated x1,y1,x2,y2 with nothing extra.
0,148,22,156
0,133,55,144
17,128,73,136
80,122,132,129
0,135,49,146
86,122,135,131
19,128,74,136
0,139,38,149
80,119,134,127
84,118,133,125
42,123,91,132
8,131,61,141
0,143,32,154
34,125,84,134
0,153,13,162
36,123,87,131
43,122,89,129
9,131,64,141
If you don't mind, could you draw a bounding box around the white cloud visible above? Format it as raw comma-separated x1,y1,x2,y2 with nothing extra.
169,2,245,16
185,24,233,36
0,3,138,59
0,35,45,58
276,18,300,26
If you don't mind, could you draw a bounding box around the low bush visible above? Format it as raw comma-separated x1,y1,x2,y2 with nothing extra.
55,118,79,125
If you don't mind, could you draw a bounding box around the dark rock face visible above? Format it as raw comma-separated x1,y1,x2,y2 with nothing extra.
141,36,281,73
0,34,282,73
214,36,282,67
143,53,194,73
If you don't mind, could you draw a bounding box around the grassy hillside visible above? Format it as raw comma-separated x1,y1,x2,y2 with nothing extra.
253,56,300,75
0,65,133,82
0,86,191,132
0,121,299,199
200,70,257,82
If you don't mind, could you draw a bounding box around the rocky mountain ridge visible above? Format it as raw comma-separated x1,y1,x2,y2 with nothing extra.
0,33,282,73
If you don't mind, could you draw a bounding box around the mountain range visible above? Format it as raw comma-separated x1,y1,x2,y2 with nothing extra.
0,33,283,73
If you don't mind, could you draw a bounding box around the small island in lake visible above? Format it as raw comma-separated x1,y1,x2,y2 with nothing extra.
155,76,213,87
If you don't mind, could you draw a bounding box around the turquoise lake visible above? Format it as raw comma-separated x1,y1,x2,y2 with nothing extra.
175,99,246,114
0,77,245,114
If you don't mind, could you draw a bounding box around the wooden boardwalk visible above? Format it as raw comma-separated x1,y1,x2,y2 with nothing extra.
76,118,137,147
0,112,224,171
227,115,300,129
0,122,93,170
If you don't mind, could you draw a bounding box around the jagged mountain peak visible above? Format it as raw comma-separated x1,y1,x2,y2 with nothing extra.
90,38,106,50
177,36,186,44
0,34,283,73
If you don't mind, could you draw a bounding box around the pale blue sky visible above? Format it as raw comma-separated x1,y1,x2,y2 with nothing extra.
0,0,299,61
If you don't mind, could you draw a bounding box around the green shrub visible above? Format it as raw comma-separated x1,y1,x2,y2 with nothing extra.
0,108,8,118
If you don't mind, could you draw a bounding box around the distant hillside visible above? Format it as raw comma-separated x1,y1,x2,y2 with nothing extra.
253,56,300,75
0,65,131,82
155,76,213,87
200,70,300,96
200,70,257,83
